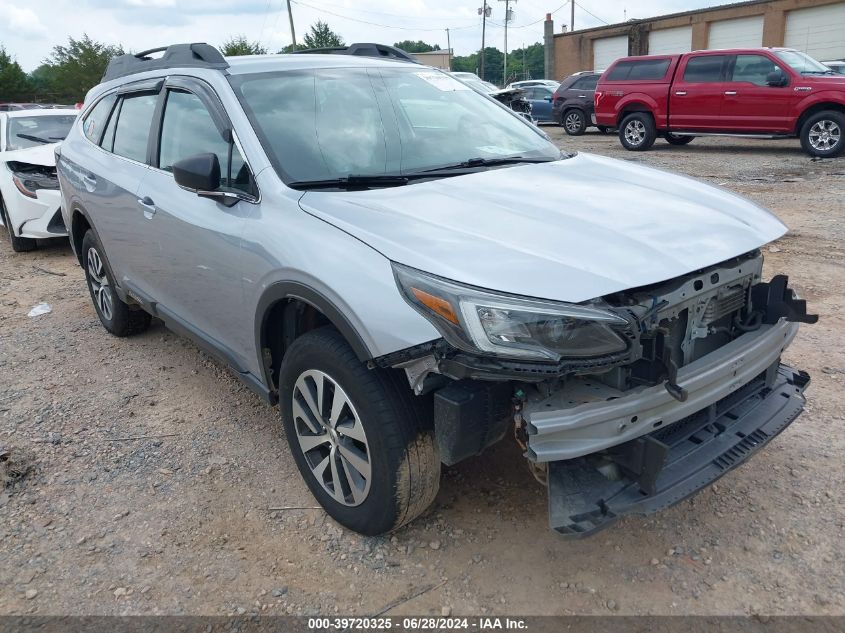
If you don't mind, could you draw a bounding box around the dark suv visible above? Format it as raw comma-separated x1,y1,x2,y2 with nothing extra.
552,71,605,135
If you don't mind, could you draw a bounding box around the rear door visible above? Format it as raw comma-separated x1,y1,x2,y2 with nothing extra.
669,53,729,130
720,53,796,132
526,86,555,122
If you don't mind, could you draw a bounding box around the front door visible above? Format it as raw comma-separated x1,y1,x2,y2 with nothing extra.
668,54,729,130
720,54,796,132
135,83,258,371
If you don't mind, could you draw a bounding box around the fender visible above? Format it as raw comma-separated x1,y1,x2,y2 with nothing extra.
794,90,845,132
254,280,374,390
615,93,663,127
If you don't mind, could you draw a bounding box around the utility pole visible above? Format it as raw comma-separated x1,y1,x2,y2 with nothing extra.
286,0,297,51
446,28,452,70
499,0,516,86
570,0,575,32
478,1,490,80
522,43,527,79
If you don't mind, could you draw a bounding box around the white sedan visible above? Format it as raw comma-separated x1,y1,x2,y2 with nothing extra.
0,108,77,251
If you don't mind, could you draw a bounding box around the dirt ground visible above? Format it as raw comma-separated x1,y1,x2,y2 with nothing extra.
1,131,843,617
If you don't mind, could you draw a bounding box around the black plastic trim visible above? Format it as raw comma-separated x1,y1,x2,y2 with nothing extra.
102,43,229,83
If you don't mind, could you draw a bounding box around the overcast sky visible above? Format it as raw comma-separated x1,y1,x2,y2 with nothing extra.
2,0,728,72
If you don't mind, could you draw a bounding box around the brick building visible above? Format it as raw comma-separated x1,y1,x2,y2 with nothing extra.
544,0,845,79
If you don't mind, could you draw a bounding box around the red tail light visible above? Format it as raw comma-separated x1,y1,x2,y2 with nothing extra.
594,91,603,107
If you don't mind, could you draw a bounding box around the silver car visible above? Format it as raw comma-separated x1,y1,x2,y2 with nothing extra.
57,44,815,537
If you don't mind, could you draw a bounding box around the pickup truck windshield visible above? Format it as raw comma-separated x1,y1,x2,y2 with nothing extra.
229,67,563,186
774,50,832,75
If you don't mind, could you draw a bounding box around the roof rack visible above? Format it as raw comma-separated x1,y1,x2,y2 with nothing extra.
102,43,229,83
292,43,418,63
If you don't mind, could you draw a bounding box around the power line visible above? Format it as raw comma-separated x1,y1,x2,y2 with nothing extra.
576,1,609,26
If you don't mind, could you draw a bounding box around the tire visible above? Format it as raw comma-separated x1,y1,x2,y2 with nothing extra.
664,133,694,146
0,196,36,252
81,230,151,337
596,126,609,134
799,110,845,158
279,327,440,535
562,109,587,136
619,112,657,151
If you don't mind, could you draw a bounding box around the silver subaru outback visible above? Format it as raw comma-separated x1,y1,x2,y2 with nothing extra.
57,43,816,537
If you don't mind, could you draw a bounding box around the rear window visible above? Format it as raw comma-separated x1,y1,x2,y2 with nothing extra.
605,59,671,81
572,75,599,90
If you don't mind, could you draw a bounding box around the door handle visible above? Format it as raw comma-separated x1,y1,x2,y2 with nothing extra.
82,174,97,190
724,91,737,96
137,196,156,218
674,91,687,96
577,95,587,98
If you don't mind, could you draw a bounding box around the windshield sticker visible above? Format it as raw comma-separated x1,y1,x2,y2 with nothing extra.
415,72,470,91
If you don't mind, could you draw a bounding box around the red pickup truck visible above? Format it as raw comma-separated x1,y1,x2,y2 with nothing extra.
594,48,845,157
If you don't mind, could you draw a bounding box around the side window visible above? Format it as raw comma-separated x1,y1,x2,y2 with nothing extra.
112,93,158,163
100,99,121,152
731,55,780,86
83,94,117,144
683,56,727,83
607,60,670,81
574,76,599,91
158,90,251,193
523,88,538,100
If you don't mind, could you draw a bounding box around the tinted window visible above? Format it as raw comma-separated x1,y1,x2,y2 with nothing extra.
158,90,250,192
683,56,727,83
100,101,120,151
606,59,670,81
731,54,780,86
83,94,116,144
572,75,599,90
112,93,157,162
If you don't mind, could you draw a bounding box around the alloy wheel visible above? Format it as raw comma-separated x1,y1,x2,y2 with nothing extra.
624,120,646,146
292,369,371,507
87,247,114,321
564,112,582,133
808,120,841,152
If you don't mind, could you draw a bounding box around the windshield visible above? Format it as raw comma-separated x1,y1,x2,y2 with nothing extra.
774,50,832,74
229,67,562,185
6,115,76,150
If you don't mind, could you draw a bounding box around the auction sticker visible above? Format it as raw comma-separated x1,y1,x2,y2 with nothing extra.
415,72,470,91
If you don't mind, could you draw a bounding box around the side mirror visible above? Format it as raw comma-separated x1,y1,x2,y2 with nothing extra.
173,153,220,192
766,70,788,87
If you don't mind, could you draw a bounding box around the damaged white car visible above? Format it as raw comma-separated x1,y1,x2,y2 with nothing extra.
0,109,77,251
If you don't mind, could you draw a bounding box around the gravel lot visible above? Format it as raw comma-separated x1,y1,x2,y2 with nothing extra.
1,130,843,617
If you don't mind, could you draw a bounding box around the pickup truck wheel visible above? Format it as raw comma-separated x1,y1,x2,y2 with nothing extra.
279,327,440,535
562,109,587,136
0,196,36,252
665,133,694,146
619,113,656,151
81,230,152,337
800,111,844,157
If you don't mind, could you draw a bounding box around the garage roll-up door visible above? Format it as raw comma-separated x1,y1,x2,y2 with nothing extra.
785,4,845,62
708,15,763,49
649,26,692,55
593,35,629,71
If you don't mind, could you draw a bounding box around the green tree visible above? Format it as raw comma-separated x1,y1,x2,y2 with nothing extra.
393,40,441,53
41,35,124,102
0,47,33,101
220,36,267,56
302,20,344,49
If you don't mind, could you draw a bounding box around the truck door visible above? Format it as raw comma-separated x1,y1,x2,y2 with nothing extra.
669,54,729,130
720,53,796,132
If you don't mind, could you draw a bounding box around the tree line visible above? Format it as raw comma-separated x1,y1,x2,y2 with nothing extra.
0,21,544,104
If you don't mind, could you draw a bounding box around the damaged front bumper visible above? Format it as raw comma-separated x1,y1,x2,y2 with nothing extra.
547,363,809,537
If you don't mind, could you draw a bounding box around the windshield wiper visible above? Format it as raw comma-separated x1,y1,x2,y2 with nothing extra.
289,175,412,190
420,156,559,172
15,133,54,144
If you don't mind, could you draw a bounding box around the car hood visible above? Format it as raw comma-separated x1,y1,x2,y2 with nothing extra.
299,153,787,303
0,142,58,167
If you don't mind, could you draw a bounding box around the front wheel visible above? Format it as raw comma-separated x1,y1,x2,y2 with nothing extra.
279,328,440,535
562,109,587,136
0,197,36,252
619,112,657,151
665,133,694,146
800,110,844,158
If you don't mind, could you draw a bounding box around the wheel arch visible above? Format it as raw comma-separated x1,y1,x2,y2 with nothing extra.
255,281,373,395
616,98,656,127
795,101,845,136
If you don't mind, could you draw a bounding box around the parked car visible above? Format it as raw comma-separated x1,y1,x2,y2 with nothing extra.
450,73,533,120
58,43,815,537
823,60,845,75
551,71,605,135
521,85,556,123
595,48,845,157
0,103,46,112
0,108,77,251
506,79,560,90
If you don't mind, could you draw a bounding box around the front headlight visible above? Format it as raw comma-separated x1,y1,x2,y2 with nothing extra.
393,263,628,362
